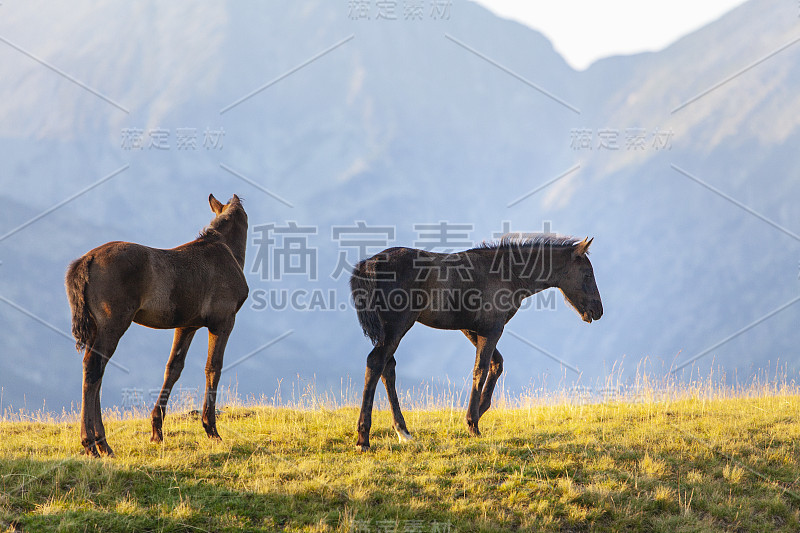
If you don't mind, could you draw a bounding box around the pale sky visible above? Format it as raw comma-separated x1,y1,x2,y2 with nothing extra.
473,1,749,70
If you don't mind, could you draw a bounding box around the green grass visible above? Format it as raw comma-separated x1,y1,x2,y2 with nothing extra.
2,393,800,532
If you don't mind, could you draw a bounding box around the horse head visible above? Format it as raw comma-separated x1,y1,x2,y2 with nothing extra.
207,194,248,268
558,237,603,323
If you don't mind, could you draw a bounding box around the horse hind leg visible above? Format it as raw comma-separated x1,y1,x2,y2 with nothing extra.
381,355,412,443
80,345,102,457
81,327,126,457
356,318,415,453
356,343,390,453
150,327,198,443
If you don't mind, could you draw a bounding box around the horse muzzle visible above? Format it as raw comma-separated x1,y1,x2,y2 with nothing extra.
581,301,603,323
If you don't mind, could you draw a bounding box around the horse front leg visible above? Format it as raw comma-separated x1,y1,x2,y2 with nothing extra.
466,328,502,437
478,350,504,418
202,320,233,440
462,330,505,421
151,327,198,443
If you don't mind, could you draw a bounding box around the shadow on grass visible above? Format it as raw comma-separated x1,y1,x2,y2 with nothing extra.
0,455,458,533
2,456,348,532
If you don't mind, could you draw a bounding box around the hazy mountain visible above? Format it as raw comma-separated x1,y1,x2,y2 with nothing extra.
0,0,797,414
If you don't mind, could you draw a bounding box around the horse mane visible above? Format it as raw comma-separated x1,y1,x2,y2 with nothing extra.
475,233,582,251
197,228,223,241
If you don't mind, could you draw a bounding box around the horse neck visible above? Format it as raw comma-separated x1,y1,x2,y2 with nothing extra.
501,245,567,292
218,217,248,269
538,247,572,290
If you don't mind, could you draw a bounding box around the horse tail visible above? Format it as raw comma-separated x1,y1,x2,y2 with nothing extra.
350,258,385,346
65,255,96,351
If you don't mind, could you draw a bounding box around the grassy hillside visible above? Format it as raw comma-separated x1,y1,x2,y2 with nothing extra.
2,393,800,532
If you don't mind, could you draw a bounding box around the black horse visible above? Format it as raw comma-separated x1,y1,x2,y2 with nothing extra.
66,194,248,457
350,233,602,452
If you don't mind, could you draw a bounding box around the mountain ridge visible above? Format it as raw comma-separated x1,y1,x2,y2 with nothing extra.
0,0,797,413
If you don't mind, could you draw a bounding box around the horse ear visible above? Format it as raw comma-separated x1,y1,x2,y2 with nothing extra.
209,194,224,215
573,237,593,257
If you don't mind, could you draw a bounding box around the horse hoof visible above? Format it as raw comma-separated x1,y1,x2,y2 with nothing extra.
83,445,100,458
467,425,481,437
207,432,222,442
150,432,163,444
355,444,370,453
97,443,115,457
395,429,414,443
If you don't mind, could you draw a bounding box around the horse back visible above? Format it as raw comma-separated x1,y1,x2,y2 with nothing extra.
365,247,489,290
83,239,247,330
360,246,515,333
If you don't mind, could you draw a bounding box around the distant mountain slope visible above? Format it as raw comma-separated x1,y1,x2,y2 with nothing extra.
0,0,797,412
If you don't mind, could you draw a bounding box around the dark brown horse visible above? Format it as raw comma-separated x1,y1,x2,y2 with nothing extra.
66,194,248,457
350,233,602,452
